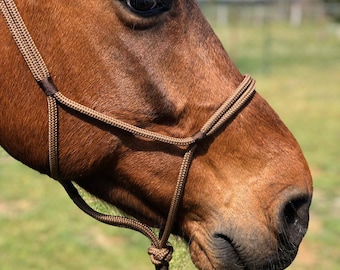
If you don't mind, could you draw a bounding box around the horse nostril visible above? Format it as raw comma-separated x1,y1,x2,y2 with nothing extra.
280,195,311,246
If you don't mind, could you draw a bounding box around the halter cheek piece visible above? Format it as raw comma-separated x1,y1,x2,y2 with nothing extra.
0,0,256,269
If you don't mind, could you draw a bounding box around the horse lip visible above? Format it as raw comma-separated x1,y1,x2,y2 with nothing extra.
213,233,246,269
212,233,298,270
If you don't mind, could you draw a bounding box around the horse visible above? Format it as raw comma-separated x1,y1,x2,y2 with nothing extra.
0,0,312,269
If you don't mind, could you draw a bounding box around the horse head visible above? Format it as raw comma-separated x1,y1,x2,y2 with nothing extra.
0,0,312,269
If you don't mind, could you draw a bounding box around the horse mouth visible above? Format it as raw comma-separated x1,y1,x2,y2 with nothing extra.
188,231,246,270
189,232,299,270
213,233,245,268
216,234,299,269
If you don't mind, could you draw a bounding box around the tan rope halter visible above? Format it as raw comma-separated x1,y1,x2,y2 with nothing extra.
0,0,256,269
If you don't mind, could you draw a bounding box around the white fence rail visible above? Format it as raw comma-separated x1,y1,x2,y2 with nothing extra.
198,0,328,26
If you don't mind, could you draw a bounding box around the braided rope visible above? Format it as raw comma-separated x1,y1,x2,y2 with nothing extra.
52,74,255,146
47,96,59,179
0,0,49,81
159,145,197,247
60,180,175,269
53,92,195,146
61,180,160,244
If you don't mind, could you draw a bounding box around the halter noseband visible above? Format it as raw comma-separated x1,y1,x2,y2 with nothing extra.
0,0,256,269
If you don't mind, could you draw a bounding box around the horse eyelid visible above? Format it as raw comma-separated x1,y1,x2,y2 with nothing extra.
122,0,172,17
126,0,157,11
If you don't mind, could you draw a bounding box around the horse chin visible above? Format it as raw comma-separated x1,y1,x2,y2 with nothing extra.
187,231,299,270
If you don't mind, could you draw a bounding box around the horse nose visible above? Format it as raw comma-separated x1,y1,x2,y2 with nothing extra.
279,195,311,247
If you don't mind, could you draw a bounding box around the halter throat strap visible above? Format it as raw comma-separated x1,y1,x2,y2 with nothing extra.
0,1,256,269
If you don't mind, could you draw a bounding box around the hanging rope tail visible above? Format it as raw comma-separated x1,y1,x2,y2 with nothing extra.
0,0,256,269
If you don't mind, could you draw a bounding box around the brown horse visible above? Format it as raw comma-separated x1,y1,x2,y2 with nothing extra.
0,0,312,269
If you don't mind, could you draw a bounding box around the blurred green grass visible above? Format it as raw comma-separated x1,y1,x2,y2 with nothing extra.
1,21,339,269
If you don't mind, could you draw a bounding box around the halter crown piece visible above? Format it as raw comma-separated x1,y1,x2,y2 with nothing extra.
0,0,256,269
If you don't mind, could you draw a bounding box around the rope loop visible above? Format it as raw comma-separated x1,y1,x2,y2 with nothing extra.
148,242,173,267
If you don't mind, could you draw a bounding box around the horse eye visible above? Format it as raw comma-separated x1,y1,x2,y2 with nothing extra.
123,0,172,17
127,0,157,12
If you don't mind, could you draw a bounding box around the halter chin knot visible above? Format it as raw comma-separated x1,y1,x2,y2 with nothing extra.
148,243,173,267
192,131,207,144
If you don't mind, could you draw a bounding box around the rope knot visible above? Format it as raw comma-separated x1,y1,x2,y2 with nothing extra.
148,243,173,267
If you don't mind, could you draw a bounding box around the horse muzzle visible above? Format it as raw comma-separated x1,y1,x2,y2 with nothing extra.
187,193,311,270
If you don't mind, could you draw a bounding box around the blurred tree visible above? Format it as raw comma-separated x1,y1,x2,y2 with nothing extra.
323,0,340,22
